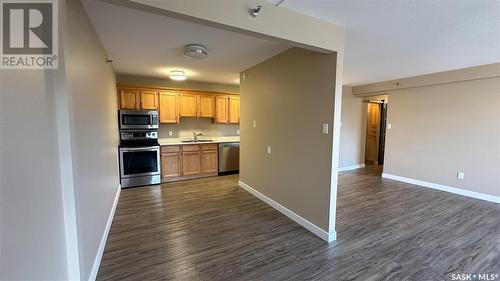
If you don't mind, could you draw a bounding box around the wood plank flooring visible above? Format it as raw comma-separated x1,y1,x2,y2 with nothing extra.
97,166,500,281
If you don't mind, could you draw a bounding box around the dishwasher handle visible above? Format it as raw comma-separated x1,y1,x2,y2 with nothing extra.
219,142,239,148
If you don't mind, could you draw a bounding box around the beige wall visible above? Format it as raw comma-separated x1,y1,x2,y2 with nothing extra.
0,72,69,280
64,0,120,279
383,76,500,197
240,48,337,231
339,86,366,167
1,0,120,279
116,73,240,94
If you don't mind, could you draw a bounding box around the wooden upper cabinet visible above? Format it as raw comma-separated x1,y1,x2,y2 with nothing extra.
120,89,139,109
214,96,229,123
118,86,239,125
228,96,240,124
179,93,197,117
140,90,158,110
197,95,215,118
159,91,179,123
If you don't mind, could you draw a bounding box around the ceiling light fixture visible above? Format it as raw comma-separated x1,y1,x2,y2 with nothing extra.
184,44,208,59
169,70,186,81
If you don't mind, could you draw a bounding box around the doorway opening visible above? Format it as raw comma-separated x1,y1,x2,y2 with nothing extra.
364,96,388,168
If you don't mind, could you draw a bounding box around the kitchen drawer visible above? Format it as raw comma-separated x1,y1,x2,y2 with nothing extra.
201,143,217,151
182,144,200,152
161,146,180,153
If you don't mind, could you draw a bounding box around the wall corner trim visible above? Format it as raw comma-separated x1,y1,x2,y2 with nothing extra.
339,164,365,172
88,185,121,281
381,173,500,204
238,180,335,243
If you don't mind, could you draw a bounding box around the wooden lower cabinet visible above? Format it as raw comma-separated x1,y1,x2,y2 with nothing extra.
161,143,218,182
160,146,181,180
201,144,218,174
182,145,201,176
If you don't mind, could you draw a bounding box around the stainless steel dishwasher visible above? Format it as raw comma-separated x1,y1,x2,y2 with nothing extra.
218,142,239,175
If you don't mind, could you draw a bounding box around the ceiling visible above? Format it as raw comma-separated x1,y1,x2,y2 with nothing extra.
81,0,290,85
271,0,500,86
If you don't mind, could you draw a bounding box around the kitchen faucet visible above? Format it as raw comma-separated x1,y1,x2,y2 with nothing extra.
193,131,203,142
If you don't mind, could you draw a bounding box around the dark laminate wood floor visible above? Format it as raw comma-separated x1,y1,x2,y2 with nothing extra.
97,166,500,281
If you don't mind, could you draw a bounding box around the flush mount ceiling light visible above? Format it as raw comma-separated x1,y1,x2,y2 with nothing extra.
184,44,208,59
169,70,186,81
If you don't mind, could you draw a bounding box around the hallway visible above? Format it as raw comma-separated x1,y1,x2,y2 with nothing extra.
97,168,500,280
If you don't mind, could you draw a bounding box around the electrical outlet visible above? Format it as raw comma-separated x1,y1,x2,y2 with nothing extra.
266,146,271,155
168,131,173,137
457,171,465,180
322,123,329,134
237,129,240,135
252,120,257,128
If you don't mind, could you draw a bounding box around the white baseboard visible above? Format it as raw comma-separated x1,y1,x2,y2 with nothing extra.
88,185,121,281
339,163,365,172
382,173,500,204
238,181,336,243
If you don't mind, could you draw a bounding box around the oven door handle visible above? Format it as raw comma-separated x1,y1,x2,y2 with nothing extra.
120,146,159,152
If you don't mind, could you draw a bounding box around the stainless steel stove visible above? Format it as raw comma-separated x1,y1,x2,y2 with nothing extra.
118,122,161,188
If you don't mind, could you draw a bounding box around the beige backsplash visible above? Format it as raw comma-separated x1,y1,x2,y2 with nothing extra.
159,117,240,138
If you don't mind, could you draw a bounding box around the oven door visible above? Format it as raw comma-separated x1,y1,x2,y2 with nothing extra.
119,110,159,130
119,146,160,179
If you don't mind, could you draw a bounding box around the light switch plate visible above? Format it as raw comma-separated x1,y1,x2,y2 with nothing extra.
387,124,392,130
266,146,271,155
457,171,465,180
252,120,257,128
322,123,329,134
237,129,240,135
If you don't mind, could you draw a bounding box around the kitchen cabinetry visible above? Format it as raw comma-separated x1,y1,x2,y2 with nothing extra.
201,144,218,174
228,96,240,124
119,89,158,110
140,90,158,109
215,96,239,124
120,89,138,109
161,146,181,179
181,145,201,176
197,95,215,118
179,93,198,117
159,91,179,123
117,86,238,124
215,96,229,123
161,143,219,182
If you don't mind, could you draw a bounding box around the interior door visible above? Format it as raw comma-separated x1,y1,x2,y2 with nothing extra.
378,103,388,165
365,103,381,164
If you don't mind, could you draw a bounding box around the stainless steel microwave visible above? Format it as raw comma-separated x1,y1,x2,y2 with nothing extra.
119,110,159,130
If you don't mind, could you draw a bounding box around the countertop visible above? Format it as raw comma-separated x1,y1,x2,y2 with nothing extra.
158,136,240,146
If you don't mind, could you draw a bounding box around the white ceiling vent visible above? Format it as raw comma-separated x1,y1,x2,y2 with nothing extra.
184,44,208,59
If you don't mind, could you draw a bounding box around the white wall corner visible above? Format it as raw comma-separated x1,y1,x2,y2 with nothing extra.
88,185,121,281
328,230,337,243
382,173,500,204
238,181,331,242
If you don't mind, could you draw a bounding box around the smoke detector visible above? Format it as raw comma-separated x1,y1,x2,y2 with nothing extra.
184,44,208,59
